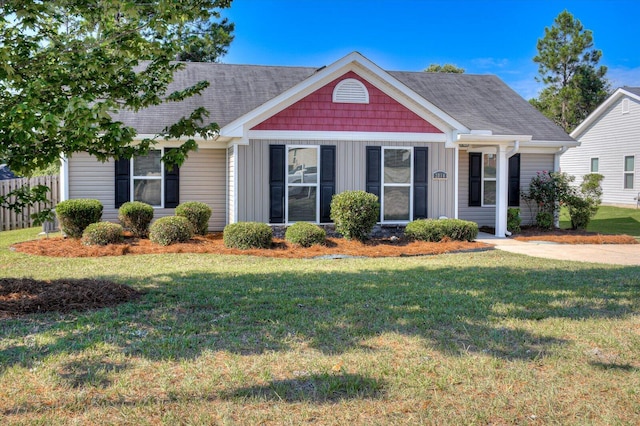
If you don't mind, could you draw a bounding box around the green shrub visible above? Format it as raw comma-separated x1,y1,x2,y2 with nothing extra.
536,211,554,230
149,216,194,246
507,208,522,234
118,201,154,237
285,222,326,247
55,198,103,238
82,222,124,246
330,190,380,241
405,218,478,242
175,201,212,235
566,195,594,230
223,222,272,249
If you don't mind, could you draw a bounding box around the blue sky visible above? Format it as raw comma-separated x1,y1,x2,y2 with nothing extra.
222,0,640,100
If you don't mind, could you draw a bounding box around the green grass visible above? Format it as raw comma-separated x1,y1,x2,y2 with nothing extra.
560,205,640,238
1,227,639,424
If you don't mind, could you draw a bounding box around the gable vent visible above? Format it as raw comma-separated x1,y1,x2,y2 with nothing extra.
332,78,369,104
622,98,630,114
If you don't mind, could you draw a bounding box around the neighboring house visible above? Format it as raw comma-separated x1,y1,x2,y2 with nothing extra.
60,52,576,237
561,87,640,207
0,164,17,180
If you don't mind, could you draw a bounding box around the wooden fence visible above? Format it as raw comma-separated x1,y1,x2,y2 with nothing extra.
0,175,60,231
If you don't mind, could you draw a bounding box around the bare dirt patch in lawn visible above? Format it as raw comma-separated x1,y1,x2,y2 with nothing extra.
12,233,490,258
0,278,141,318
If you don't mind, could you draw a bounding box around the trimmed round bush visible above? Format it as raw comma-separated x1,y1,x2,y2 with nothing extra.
82,222,124,246
285,222,326,247
223,222,272,249
405,218,479,242
330,190,380,241
175,201,212,235
507,208,522,234
536,211,554,230
149,216,194,246
55,198,103,238
118,201,154,237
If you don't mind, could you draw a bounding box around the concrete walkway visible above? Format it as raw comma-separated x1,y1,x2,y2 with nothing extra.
475,232,640,266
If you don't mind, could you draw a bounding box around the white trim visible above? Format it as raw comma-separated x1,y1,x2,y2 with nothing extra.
131,148,164,208
133,135,228,149
219,52,466,140
571,88,640,138
247,129,447,143
233,144,239,224
622,98,630,114
453,145,459,219
332,78,369,104
60,154,69,202
381,146,413,224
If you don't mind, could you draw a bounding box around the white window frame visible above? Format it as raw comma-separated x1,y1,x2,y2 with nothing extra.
285,145,320,224
381,146,413,224
131,148,165,208
624,155,635,190
482,152,497,207
590,157,599,173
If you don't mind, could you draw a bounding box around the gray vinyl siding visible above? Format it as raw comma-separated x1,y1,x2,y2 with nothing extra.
67,149,227,231
458,151,554,226
237,139,456,223
561,95,640,206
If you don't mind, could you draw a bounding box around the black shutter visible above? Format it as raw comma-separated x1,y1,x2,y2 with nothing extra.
114,158,130,208
468,152,482,207
508,153,521,207
164,148,180,208
413,147,429,219
269,145,286,223
366,146,381,199
319,145,336,223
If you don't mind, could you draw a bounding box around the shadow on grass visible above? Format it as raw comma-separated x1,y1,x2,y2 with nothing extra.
223,373,385,402
1,260,639,370
587,216,640,236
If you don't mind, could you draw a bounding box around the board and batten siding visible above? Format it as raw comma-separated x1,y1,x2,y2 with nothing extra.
237,139,455,223
67,149,227,231
458,151,554,226
561,95,640,206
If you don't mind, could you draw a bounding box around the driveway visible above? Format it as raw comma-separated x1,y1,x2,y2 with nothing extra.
476,233,640,266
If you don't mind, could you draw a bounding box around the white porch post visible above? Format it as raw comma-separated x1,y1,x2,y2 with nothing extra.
495,145,508,237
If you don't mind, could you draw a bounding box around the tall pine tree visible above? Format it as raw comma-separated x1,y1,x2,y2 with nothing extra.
531,10,609,133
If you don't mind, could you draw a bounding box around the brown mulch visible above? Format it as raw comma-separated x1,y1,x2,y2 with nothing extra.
12,233,491,259
0,278,141,318
512,227,638,244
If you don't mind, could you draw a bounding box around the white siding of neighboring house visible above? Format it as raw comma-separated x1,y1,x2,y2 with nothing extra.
237,139,456,224
458,150,554,227
67,149,227,231
561,95,640,206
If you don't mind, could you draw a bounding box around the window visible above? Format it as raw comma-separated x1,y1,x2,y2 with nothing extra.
624,155,635,189
591,157,599,173
114,147,179,209
482,153,497,206
382,148,412,221
132,150,163,206
287,146,319,222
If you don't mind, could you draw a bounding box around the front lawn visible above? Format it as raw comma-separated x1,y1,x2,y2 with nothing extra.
1,227,639,424
560,205,640,238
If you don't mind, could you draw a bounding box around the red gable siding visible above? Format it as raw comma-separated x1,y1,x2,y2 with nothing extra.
251,71,443,133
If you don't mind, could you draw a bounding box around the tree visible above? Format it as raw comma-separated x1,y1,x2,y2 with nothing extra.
531,10,609,133
176,17,234,62
0,1,232,222
424,64,465,73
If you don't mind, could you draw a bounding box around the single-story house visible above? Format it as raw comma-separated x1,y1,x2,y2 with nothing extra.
60,52,577,237
561,86,640,207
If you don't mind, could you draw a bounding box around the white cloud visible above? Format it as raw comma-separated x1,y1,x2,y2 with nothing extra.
607,66,640,89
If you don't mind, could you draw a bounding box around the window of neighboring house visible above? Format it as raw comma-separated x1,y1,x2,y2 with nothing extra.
482,153,497,206
624,155,635,189
132,149,163,207
382,147,412,221
591,157,599,173
287,146,319,222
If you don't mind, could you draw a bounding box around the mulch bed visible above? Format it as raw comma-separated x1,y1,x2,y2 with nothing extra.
0,278,141,318
12,233,491,259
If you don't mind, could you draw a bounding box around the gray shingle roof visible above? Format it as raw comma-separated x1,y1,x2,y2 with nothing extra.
622,86,640,97
115,62,573,142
